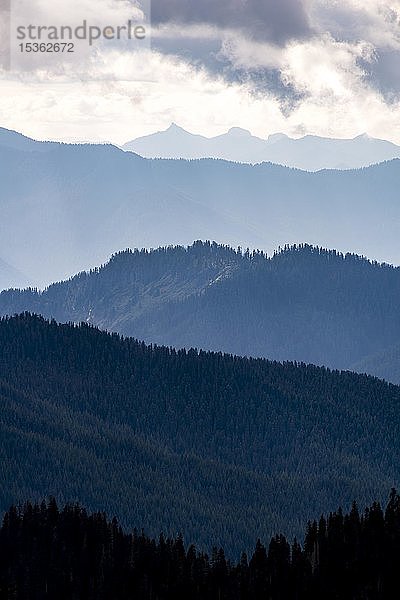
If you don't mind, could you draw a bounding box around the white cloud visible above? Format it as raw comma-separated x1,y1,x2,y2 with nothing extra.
281,36,374,97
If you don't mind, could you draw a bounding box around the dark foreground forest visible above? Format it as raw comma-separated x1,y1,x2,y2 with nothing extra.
1,492,400,599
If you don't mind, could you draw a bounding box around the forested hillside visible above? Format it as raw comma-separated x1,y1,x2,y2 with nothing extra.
2,242,400,382
1,314,400,554
2,492,400,599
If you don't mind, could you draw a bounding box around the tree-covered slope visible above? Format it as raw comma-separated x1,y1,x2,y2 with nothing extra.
2,242,400,381
1,314,400,554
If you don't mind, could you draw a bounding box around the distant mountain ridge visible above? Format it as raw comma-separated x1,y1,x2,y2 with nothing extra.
2,241,400,384
1,127,400,290
123,124,400,171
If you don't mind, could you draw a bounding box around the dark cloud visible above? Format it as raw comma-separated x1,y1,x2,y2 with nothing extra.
152,35,222,68
149,0,311,113
150,0,312,45
358,50,400,103
148,1,400,113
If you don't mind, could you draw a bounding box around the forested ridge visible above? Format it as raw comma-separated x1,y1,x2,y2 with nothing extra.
1,241,400,382
2,492,400,599
1,313,400,554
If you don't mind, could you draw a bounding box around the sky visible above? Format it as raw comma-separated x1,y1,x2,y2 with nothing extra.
1,0,400,144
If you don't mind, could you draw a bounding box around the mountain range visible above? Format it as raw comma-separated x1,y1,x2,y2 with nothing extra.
3,122,400,564
1,313,400,555
1,126,400,290
1,241,399,384
123,124,400,171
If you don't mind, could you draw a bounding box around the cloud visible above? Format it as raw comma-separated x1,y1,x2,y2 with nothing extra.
2,41,400,146
310,0,400,48
308,0,400,98
150,0,313,45
150,0,400,100
1,0,400,145
360,48,400,101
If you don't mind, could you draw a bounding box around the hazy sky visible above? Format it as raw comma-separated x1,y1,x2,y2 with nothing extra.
1,0,400,144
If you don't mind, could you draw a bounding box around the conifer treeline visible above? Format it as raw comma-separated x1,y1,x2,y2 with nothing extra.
1,492,400,599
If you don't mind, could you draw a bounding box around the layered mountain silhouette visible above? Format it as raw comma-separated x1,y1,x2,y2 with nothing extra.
1,127,400,290
1,313,400,554
1,242,399,384
123,123,400,170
